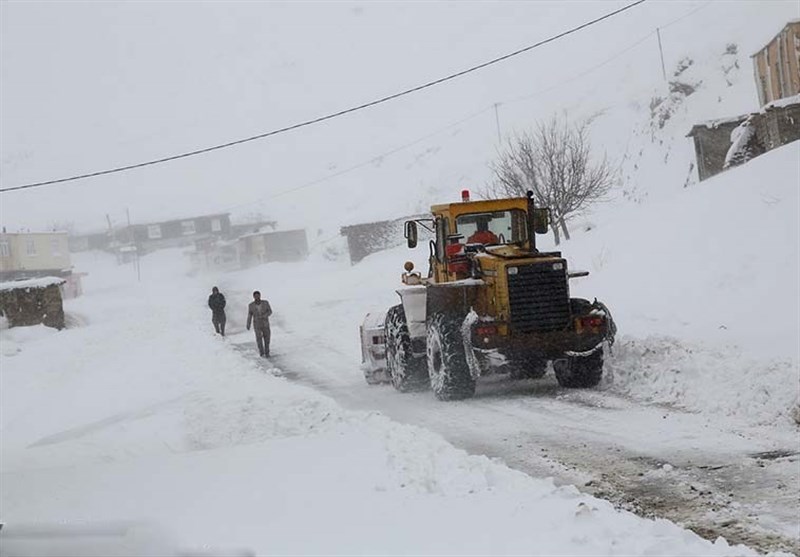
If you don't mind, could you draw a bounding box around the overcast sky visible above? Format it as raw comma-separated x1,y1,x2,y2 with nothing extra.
1,1,796,234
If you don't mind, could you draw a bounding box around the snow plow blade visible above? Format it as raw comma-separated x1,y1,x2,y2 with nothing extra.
360,312,390,384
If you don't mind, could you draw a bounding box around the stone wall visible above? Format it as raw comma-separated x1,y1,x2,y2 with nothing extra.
688,118,747,181
341,219,406,265
689,99,800,181
0,283,65,329
340,214,430,265
760,102,800,149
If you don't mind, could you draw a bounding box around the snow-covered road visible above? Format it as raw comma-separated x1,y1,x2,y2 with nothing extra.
4,146,798,554
3,239,797,555
211,148,800,553
226,316,800,554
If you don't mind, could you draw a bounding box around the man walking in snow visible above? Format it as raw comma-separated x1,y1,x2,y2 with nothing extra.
247,290,272,357
208,286,227,336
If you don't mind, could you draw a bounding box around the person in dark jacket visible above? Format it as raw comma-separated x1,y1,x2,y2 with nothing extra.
208,286,227,336
246,290,272,357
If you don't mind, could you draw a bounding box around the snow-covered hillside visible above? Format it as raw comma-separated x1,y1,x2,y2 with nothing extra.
2,145,798,553
2,1,798,233
2,2,799,555
276,143,800,431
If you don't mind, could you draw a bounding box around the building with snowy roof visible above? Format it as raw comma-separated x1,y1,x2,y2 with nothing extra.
751,20,800,106
0,231,83,298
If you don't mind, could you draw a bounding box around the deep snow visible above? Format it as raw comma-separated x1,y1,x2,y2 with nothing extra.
3,249,780,556
1,2,799,555
3,144,797,555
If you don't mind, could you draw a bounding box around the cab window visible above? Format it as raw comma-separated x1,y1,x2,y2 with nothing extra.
455,210,527,244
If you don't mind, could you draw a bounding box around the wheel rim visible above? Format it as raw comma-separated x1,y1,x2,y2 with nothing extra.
428,333,444,392
386,318,404,383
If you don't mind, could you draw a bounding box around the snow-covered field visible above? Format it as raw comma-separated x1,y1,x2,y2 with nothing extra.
2,143,798,555
0,253,770,557
2,2,799,555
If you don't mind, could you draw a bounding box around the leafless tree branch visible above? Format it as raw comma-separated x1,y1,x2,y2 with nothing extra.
482,113,617,245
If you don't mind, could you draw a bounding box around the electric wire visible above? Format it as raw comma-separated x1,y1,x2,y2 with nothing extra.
217,23,671,212
0,0,646,194
659,0,712,30
219,106,494,212
502,31,656,106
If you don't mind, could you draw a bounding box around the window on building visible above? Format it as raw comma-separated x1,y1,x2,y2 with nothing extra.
26,239,37,256
147,224,162,239
0,241,9,257
51,238,62,256
211,218,222,232
181,220,196,235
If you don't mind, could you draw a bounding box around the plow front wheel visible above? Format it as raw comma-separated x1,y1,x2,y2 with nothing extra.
427,313,475,401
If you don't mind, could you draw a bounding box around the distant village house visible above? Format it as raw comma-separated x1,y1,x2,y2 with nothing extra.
237,229,309,267
69,231,111,253
752,20,800,106
111,213,231,258
0,231,83,298
64,213,307,273
687,20,800,182
187,224,308,272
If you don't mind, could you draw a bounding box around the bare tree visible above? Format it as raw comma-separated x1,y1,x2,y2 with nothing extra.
49,220,75,234
485,114,616,245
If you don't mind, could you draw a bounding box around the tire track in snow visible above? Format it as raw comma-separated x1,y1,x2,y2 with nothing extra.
220,285,800,552
28,396,186,448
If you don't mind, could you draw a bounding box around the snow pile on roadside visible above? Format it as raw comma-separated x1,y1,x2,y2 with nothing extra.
606,335,799,426
561,143,800,428
1,251,774,556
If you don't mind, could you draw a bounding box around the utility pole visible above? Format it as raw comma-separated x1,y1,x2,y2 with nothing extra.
493,102,502,143
656,28,667,82
126,208,140,282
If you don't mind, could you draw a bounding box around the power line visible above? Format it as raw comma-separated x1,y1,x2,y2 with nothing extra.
659,0,711,30
502,31,655,106
0,0,646,194
197,0,711,215
219,9,694,213
220,106,493,212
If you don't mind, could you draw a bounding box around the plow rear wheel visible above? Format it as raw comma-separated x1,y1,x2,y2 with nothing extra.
385,305,428,392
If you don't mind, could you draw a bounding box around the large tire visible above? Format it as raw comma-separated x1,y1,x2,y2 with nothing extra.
385,305,427,392
554,348,604,388
570,297,593,316
427,313,476,400
506,354,548,380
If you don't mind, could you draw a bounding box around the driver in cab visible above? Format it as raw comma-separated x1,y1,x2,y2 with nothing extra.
467,219,499,245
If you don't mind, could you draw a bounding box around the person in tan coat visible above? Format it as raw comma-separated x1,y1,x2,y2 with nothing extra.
246,290,272,357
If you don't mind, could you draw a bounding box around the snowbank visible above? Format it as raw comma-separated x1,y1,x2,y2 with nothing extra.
561,143,799,428
607,335,799,426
